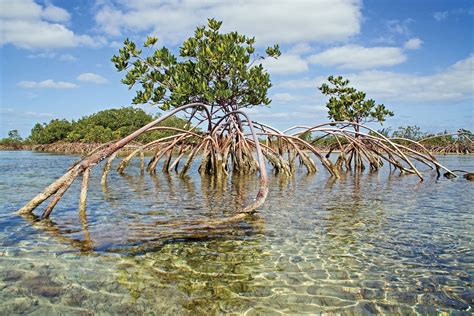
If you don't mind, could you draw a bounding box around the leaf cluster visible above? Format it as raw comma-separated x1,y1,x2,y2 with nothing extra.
319,76,393,124
392,125,426,141
111,18,281,111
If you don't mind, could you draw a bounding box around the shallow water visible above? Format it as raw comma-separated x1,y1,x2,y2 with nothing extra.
0,150,473,314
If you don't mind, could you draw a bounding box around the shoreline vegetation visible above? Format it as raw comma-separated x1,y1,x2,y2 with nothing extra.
1,140,473,156
1,107,472,156
2,113,472,156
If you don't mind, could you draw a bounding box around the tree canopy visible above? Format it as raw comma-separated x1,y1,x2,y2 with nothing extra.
30,119,73,144
112,18,281,112
319,75,394,125
7,130,22,141
28,107,188,144
392,125,425,141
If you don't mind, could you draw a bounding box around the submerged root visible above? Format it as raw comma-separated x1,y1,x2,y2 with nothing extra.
79,168,91,213
288,122,460,180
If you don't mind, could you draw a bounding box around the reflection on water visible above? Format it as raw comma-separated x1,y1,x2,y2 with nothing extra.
0,151,473,314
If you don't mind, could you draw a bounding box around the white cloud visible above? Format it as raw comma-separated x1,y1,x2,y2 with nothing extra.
433,11,449,21
433,8,474,21
25,111,54,118
75,35,108,48
1,20,77,49
27,52,78,61
0,108,54,119
276,75,332,91
27,52,56,59
261,54,309,75
271,93,300,103
94,0,362,44
404,38,423,50
18,79,79,89
287,43,313,55
0,0,105,49
109,40,123,48
277,77,321,89
372,35,396,45
308,45,406,69
348,55,474,104
77,72,108,84
0,0,69,22
42,3,70,22
59,54,77,61
0,0,42,20
279,55,474,104
387,19,413,36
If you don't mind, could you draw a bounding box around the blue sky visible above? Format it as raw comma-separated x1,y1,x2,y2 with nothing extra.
0,0,473,138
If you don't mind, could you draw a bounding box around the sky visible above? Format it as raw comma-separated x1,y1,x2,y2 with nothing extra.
0,0,473,138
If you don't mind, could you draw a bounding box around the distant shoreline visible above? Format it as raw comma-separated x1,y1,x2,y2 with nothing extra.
1,142,472,156
0,142,102,155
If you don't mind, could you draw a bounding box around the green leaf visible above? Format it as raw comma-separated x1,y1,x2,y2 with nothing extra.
144,36,158,47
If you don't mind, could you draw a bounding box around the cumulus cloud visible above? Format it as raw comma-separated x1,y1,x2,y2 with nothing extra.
271,93,300,103
276,77,320,89
18,79,79,89
76,72,108,84
404,38,423,50
287,43,313,55
279,55,474,104
94,0,362,44
308,45,406,69
0,0,105,49
42,3,70,22
261,54,309,75
348,55,474,103
27,52,78,61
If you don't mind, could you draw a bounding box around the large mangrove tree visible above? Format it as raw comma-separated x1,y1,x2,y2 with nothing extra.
18,19,459,229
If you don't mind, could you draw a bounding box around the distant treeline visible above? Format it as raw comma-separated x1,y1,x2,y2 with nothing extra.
304,126,472,154
1,107,188,145
1,108,472,154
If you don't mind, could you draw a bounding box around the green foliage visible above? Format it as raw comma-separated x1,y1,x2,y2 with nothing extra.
0,130,24,146
28,107,188,144
30,119,73,144
66,107,153,142
392,125,425,140
138,115,190,144
7,130,22,141
311,135,344,148
368,128,392,138
391,126,474,147
298,131,312,142
112,18,281,111
319,76,394,125
457,128,474,142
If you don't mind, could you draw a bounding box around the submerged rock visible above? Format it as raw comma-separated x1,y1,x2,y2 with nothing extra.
1,270,24,282
19,276,63,298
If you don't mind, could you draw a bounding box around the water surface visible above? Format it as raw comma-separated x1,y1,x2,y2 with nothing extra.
0,151,472,314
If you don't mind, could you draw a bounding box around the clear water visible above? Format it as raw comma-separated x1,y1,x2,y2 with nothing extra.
0,150,472,314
